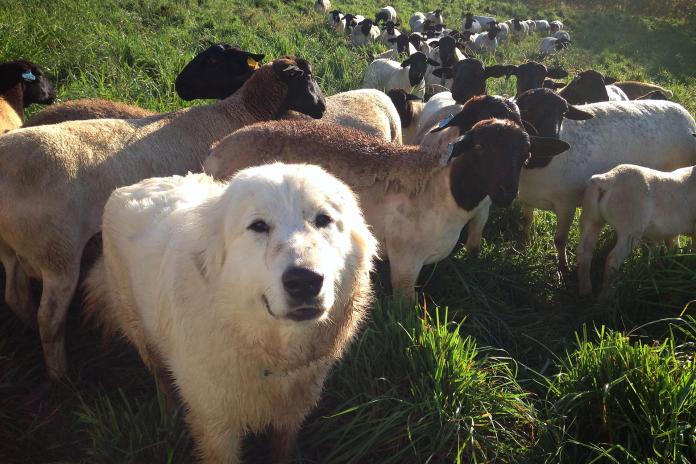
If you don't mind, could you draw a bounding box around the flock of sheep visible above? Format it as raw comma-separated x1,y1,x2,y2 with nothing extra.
0,2,695,462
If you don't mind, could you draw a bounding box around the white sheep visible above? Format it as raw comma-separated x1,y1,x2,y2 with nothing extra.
462,12,481,33
343,13,366,33
511,19,529,39
553,30,570,41
362,52,440,99
0,56,326,379
0,60,54,133
497,22,510,41
473,23,502,53
314,0,331,13
84,163,377,464
525,20,537,32
577,163,696,296
375,6,397,24
409,12,427,32
425,35,465,90
205,119,569,295
518,100,696,276
426,9,444,25
539,36,571,55
474,15,496,30
550,20,564,33
351,19,381,46
379,20,401,45
534,20,550,32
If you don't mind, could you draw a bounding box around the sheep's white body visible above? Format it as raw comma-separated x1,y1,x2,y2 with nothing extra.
351,22,381,46
314,0,331,13
409,12,427,32
362,58,426,98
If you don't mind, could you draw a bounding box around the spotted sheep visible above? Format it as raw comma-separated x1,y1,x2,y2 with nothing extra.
0,56,326,379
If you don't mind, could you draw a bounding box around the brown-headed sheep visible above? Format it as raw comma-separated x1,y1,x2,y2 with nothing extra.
0,60,54,133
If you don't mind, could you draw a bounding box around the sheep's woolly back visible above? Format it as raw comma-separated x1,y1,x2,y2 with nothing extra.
206,120,442,196
24,99,154,127
613,81,674,100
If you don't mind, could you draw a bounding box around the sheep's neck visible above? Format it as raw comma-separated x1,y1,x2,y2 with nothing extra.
1,85,24,122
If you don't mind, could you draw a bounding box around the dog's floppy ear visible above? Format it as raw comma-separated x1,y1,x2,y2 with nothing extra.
196,210,228,281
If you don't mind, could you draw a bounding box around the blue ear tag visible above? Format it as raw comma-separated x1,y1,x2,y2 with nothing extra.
21,71,36,82
446,142,456,162
438,114,454,128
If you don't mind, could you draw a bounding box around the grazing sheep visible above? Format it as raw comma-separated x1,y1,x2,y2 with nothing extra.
534,20,550,32
387,89,424,144
550,20,564,33
577,163,696,296
473,23,502,53
613,81,674,100
508,61,568,96
380,20,401,45
25,44,263,128
84,163,377,464
362,52,440,99
517,100,696,275
0,60,55,133
287,89,402,142
553,30,570,41
343,13,366,33
462,12,481,33
327,10,346,32
351,19,381,46
426,9,444,25
539,36,571,55
409,12,427,32
314,0,331,13
511,19,529,39
376,6,397,24
205,119,569,295
0,56,326,379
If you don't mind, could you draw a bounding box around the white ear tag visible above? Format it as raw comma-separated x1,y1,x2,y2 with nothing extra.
438,114,454,128
22,71,36,82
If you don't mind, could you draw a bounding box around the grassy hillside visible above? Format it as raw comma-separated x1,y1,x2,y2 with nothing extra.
0,0,695,463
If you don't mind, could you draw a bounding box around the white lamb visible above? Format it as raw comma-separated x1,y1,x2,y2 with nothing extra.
351,19,381,46
84,164,378,464
362,52,439,99
577,163,696,296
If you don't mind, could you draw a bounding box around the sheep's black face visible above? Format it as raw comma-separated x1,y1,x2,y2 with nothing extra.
449,119,530,209
20,63,55,106
394,35,410,53
402,52,438,87
437,36,457,68
408,33,424,49
464,12,474,29
487,24,501,39
431,95,521,136
384,20,396,34
558,70,609,105
512,61,567,96
277,58,326,119
175,44,264,101
359,19,373,36
450,59,486,103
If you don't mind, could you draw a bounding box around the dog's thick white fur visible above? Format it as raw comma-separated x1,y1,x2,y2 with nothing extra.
83,163,377,464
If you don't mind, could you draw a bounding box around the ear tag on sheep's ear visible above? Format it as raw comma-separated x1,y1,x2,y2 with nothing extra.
438,114,454,129
247,57,260,69
21,71,36,82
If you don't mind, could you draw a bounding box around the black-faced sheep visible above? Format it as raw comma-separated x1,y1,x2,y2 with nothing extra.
0,60,55,133
362,52,440,99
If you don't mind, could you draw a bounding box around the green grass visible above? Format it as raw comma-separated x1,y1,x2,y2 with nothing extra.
1,0,695,462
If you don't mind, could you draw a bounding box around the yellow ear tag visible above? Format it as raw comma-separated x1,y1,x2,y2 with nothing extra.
247,57,260,69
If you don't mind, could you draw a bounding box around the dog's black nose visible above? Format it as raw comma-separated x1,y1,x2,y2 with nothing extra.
282,267,323,301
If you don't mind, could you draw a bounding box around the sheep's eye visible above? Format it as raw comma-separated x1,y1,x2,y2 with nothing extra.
315,214,333,228
248,220,270,233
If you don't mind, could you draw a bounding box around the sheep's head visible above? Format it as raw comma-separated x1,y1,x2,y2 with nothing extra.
447,118,569,208
430,95,521,136
272,57,326,119
383,20,398,34
401,52,439,87
515,88,593,167
436,35,457,68
329,10,342,22
557,69,609,105
464,12,474,28
0,60,55,107
555,37,571,50
387,89,422,128
487,22,501,39
359,19,374,35
389,35,412,54
507,61,568,96
441,59,510,104
408,33,426,49
175,44,264,100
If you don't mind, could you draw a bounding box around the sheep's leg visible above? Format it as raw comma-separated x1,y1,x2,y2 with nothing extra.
188,410,240,464
465,204,490,257
520,204,534,243
37,265,80,379
601,234,636,294
1,249,36,327
554,207,576,279
577,213,604,297
258,424,299,464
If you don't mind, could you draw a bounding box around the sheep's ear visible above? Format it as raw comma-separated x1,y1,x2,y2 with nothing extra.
427,58,441,67
565,105,594,120
430,113,461,133
432,67,454,79
604,76,618,84
401,57,412,68
529,136,570,158
484,65,510,78
547,67,568,79
446,133,474,162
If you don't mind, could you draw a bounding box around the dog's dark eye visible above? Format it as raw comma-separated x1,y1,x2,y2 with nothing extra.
248,220,270,233
315,214,332,228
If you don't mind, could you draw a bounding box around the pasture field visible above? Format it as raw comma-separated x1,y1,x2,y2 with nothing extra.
1,0,695,462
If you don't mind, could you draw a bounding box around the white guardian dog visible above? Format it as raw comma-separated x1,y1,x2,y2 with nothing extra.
84,163,378,464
